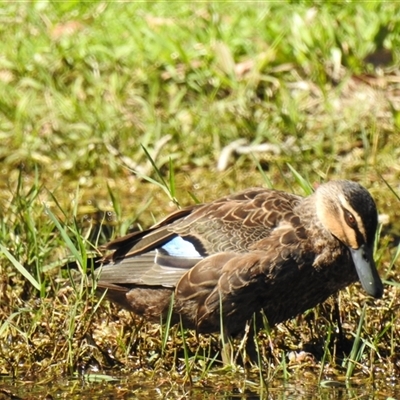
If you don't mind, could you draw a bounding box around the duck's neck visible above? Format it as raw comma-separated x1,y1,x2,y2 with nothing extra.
295,194,345,265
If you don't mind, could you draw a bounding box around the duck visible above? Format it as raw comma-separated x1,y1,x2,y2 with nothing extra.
94,180,383,338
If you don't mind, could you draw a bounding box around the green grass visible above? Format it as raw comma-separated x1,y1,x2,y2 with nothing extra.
0,1,399,396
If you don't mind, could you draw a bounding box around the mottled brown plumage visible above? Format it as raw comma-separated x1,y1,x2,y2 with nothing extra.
95,181,383,337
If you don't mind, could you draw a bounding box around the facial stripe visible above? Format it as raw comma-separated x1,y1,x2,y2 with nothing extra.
337,194,367,248
340,206,365,248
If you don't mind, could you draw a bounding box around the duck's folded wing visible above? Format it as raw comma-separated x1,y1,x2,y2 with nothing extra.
97,236,204,288
97,188,301,291
103,188,300,262
103,205,200,261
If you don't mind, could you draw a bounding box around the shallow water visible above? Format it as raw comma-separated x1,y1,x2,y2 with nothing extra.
1,376,399,400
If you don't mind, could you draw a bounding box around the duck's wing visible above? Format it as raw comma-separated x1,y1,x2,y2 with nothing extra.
97,205,204,287
96,188,302,289
103,206,200,260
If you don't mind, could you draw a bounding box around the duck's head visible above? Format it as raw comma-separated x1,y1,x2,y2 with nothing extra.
315,180,383,298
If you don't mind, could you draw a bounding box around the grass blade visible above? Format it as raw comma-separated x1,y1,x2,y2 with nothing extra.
44,205,83,268
345,304,366,378
287,163,314,195
0,245,41,291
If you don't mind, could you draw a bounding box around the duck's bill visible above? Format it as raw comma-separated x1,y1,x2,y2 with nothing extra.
350,245,383,298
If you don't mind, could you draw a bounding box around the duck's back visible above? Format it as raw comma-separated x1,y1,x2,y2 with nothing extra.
98,188,302,285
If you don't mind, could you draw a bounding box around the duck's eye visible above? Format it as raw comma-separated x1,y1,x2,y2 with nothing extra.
344,210,357,228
